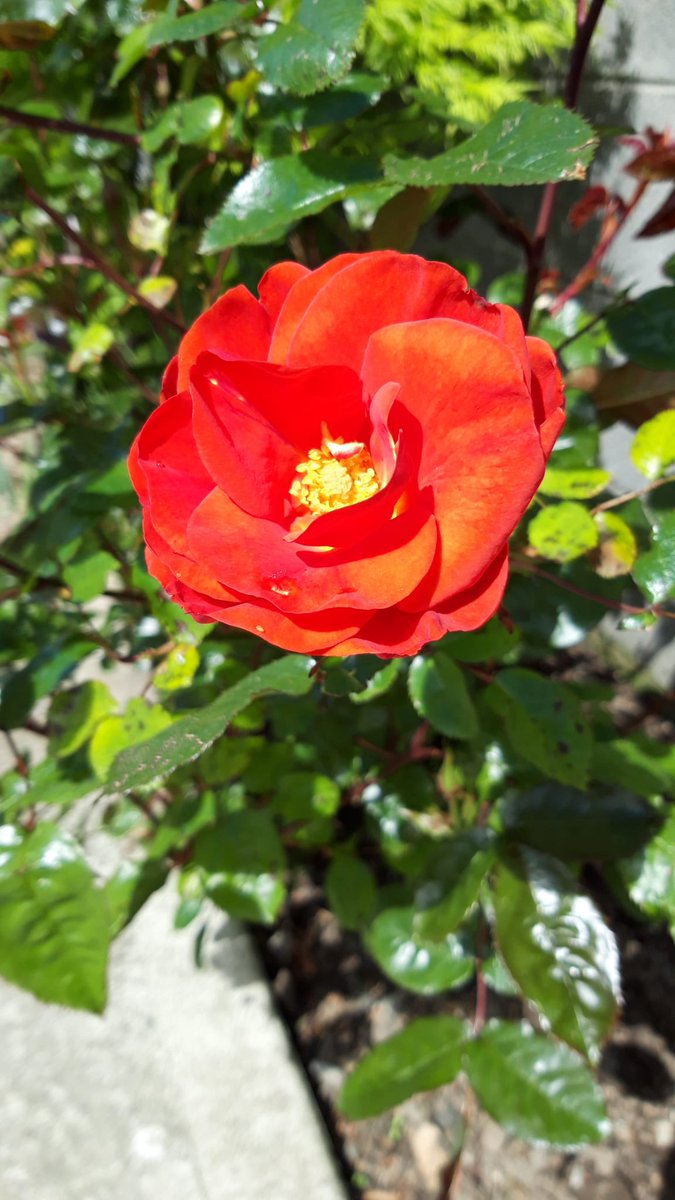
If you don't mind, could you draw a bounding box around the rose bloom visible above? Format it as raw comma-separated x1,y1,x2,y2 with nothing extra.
129,252,564,657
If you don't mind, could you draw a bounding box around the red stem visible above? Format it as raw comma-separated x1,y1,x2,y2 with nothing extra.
520,0,608,330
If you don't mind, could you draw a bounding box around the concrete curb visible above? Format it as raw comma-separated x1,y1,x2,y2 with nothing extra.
0,882,348,1200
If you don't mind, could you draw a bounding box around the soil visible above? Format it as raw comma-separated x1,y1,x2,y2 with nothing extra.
255,882,675,1200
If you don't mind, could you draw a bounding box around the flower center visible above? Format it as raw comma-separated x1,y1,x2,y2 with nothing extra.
289,436,380,516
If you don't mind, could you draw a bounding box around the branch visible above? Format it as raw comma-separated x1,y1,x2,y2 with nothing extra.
22,184,185,337
520,0,608,331
0,104,139,145
513,558,675,621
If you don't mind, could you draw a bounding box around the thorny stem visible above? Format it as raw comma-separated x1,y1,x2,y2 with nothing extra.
520,0,608,331
470,186,533,255
22,184,185,338
0,104,140,145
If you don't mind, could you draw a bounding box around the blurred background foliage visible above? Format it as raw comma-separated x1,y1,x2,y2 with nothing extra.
0,0,674,1171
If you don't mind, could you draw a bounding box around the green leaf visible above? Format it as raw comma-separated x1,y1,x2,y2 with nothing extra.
271,771,340,845
154,643,200,692
414,830,495,940
590,737,675,798
365,905,475,995
442,617,521,663
466,1021,609,1145
0,754,96,821
607,287,675,370
340,1015,467,1119
68,322,114,373
499,783,660,860
487,668,592,788
142,96,224,152
408,653,478,741
193,809,286,924
528,501,599,562
103,858,168,938
62,548,117,602
325,855,377,931
90,698,174,782
200,152,382,252
385,102,596,188
539,467,611,500
110,23,153,87
617,808,675,933
0,823,109,1012
49,680,116,759
633,512,675,603
492,847,620,1063
630,410,675,480
137,275,178,310
147,1,244,47
0,639,95,730
256,0,365,96
107,655,315,791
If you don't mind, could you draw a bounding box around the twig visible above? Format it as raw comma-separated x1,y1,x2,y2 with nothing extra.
592,474,673,515
520,0,608,330
22,184,185,337
470,186,533,255
0,104,139,145
513,557,675,621
2,730,29,778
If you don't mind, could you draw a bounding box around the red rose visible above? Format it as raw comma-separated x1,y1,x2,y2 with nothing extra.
129,251,564,657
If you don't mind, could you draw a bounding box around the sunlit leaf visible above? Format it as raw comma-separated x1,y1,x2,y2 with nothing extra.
340,1016,467,1118
528,501,599,562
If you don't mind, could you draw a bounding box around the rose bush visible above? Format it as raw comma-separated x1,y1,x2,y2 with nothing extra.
129,251,565,656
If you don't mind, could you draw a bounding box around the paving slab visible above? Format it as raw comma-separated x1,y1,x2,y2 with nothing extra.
0,882,348,1200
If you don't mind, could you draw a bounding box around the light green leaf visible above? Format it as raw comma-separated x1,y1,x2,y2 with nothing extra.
128,209,170,254
539,467,611,500
256,0,365,96
528,501,599,562
90,698,174,782
340,1015,467,1119
607,287,675,370
200,151,383,252
487,668,592,788
0,823,109,1012
466,1021,609,1144
630,410,675,480
107,656,315,791
110,23,153,87
492,847,620,1064
154,644,200,692
408,653,478,741
365,905,475,995
385,102,596,188
137,276,177,310
68,323,114,373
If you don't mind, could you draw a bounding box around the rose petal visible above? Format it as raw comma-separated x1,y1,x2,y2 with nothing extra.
176,285,271,389
282,251,498,374
330,547,509,656
258,260,310,325
133,393,213,554
526,335,566,457
361,318,544,604
269,253,362,363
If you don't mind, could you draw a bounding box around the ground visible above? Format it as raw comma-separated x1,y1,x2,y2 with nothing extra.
257,883,675,1200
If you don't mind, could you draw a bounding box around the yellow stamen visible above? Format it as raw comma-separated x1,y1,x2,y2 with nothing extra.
290,436,380,516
